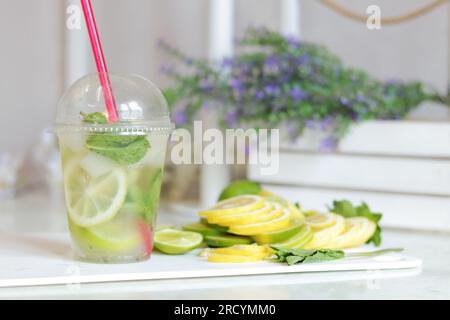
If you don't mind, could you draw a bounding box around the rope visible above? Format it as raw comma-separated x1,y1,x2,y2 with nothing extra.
318,0,448,25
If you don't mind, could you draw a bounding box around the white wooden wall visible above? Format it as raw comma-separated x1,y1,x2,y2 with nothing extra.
248,121,450,232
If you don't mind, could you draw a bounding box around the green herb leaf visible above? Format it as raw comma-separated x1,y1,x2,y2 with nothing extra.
85,134,150,166
270,246,345,265
329,199,383,246
80,112,107,124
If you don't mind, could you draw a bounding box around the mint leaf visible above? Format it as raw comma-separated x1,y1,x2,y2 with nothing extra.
81,112,150,166
86,134,150,166
80,112,107,124
271,246,345,265
329,199,383,246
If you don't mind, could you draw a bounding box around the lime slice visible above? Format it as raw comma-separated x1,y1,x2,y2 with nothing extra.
252,223,304,244
154,229,203,254
272,225,313,249
199,218,229,233
64,157,127,227
206,202,279,226
199,195,265,217
227,209,291,236
204,234,252,247
68,216,141,252
182,222,225,236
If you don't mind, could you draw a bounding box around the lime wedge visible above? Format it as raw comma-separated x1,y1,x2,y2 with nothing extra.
218,180,262,201
272,225,313,249
64,156,127,227
204,234,252,247
182,222,225,236
252,223,303,244
199,218,229,233
154,229,203,254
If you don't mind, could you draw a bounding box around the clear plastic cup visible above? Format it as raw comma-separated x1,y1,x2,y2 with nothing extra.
54,73,174,263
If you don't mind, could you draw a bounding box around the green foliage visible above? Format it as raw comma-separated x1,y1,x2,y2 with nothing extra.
271,246,345,265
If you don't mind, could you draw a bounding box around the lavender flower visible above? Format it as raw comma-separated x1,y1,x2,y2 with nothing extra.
319,137,336,152
319,117,334,131
290,87,306,102
173,109,187,125
225,111,238,127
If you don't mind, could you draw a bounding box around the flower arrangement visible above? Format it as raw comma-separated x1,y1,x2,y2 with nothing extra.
160,27,448,150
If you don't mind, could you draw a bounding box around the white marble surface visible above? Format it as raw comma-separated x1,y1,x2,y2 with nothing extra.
0,189,449,299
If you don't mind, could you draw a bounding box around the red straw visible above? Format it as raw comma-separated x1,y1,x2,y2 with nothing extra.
80,0,119,122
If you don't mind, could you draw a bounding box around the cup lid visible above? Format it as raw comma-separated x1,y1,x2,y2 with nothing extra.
54,73,174,134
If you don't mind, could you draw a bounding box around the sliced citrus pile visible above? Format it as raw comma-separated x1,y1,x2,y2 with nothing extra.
203,244,273,263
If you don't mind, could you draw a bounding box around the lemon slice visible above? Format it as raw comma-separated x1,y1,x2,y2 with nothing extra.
303,213,345,249
211,244,271,257
208,202,283,226
350,217,377,247
64,157,127,227
207,254,266,263
154,229,203,254
305,212,337,230
327,218,363,249
198,195,265,217
227,208,291,236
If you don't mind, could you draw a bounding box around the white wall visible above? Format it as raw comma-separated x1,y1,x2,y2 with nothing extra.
0,0,448,152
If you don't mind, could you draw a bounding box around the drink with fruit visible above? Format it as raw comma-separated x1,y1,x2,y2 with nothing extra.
55,74,173,263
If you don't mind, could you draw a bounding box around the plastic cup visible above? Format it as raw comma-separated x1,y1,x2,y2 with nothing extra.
54,74,174,263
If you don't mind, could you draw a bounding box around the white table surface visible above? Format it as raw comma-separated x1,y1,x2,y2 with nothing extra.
0,189,449,300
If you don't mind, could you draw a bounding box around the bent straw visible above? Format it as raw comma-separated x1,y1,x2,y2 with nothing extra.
80,0,119,122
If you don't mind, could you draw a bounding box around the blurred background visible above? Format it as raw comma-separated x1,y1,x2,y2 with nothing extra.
1,0,449,232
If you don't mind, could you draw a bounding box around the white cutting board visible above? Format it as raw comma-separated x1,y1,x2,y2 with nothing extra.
0,233,422,288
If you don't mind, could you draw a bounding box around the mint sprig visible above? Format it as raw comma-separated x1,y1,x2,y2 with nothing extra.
271,246,402,266
81,112,150,166
328,200,383,246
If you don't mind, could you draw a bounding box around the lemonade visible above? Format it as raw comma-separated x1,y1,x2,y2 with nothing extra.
55,73,173,263
58,130,168,263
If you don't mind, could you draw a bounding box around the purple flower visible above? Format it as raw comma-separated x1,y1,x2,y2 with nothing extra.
339,97,350,107
225,111,237,127
305,119,316,129
230,78,244,90
264,84,280,96
221,58,233,68
173,109,187,125
284,35,301,48
255,91,265,101
199,78,212,90
202,102,209,110
319,137,336,152
356,93,365,103
290,87,306,102
319,117,334,131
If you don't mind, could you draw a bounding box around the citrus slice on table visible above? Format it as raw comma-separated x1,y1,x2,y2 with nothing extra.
350,217,377,247
305,212,337,230
207,202,280,226
303,213,346,249
204,234,253,247
252,223,304,244
271,225,313,249
326,218,363,249
64,157,128,227
207,254,266,263
154,229,203,254
211,245,272,259
182,222,225,237
227,208,292,236
198,195,265,217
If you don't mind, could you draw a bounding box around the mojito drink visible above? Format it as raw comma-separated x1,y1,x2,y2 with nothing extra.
58,116,168,263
